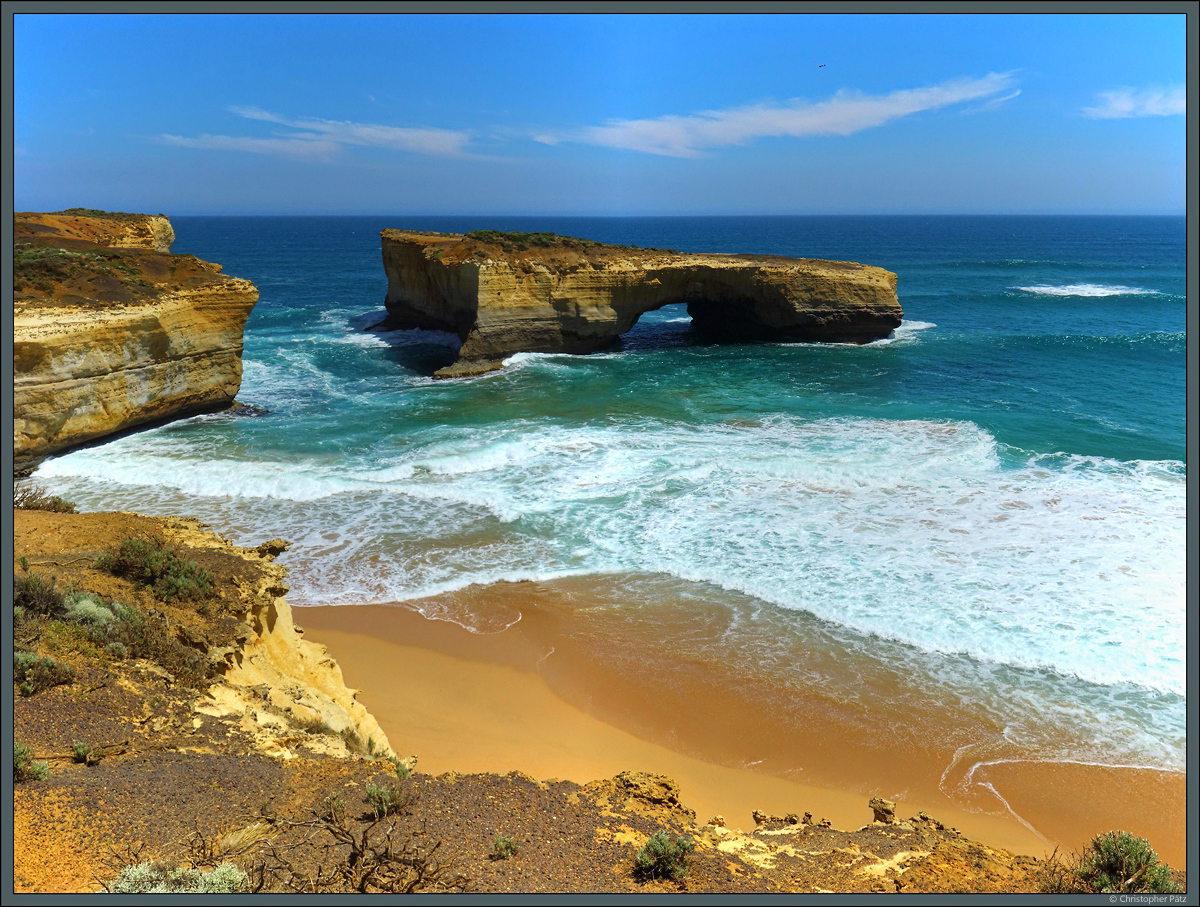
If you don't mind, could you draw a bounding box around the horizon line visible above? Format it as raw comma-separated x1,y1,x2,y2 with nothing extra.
18,210,1185,219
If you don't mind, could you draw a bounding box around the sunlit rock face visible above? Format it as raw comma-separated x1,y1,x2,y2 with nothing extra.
13,211,259,474
380,229,901,377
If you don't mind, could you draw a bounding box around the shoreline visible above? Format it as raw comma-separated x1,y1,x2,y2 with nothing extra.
294,592,1186,868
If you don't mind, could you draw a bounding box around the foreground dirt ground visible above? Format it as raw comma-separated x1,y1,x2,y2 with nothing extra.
13,507,1165,894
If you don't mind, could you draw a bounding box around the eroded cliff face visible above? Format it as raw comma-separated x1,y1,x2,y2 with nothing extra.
14,209,176,252
381,230,902,377
157,520,399,763
12,211,258,474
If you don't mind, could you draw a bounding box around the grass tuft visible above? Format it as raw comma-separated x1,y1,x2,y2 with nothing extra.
490,833,519,861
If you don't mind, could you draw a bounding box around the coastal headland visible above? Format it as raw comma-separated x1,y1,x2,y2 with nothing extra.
380,229,902,377
12,210,259,476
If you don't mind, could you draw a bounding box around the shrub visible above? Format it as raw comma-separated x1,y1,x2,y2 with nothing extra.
389,757,411,781
107,861,248,893
63,592,118,626
97,536,215,602
634,831,695,881
72,742,102,766
14,742,49,782
92,604,207,687
363,781,413,819
1075,831,1180,894
13,483,76,513
14,651,75,694
490,834,518,861
13,571,67,616
341,728,380,758
294,714,334,735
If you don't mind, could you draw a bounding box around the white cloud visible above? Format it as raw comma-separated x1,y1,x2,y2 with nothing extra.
161,107,470,158
535,72,1019,157
1082,86,1186,119
964,89,1022,114
161,133,341,159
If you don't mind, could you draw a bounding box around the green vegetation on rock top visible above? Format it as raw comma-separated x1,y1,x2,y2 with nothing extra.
53,208,162,220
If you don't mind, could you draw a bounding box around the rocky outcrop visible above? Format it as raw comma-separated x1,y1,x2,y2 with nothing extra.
380,230,901,377
15,209,175,252
13,211,258,474
158,519,398,763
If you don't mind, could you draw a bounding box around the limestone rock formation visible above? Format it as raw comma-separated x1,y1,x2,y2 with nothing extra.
15,208,175,252
13,210,258,474
380,230,902,377
158,516,396,762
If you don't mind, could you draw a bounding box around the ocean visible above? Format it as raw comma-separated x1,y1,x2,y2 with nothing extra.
32,215,1186,831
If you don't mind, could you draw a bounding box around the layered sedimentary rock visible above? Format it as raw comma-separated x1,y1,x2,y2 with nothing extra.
13,211,258,474
163,521,398,763
381,230,901,377
14,208,176,252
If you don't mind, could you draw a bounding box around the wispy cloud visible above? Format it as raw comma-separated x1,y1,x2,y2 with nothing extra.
161,107,471,158
161,134,342,159
1082,86,1186,119
535,73,1018,157
964,89,1022,114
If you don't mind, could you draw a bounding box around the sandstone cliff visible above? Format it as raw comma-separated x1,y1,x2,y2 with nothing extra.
15,208,176,252
380,230,902,377
13,509,396,764
155,519,398,763
12,211,258,475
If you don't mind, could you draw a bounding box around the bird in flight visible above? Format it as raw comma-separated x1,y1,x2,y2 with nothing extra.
818,63,826,67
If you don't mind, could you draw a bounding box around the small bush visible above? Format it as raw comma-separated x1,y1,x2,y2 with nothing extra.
341,727,380,758
107,861,248,894
364,781,413,819
1076,831,1180,894
72,742,102,766
104,641,129,660
97,536,215,602
294,714,334,735
1040,832,1181,894
14,742,49,782
13,571,67,616
634,831,695,881
389,757,411,781
91,605,207,687
490,834,518,861
14,651,75,694
14,483,77,513
63,592,118,626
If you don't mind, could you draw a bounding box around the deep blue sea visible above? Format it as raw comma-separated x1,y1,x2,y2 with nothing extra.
34,215,1186,803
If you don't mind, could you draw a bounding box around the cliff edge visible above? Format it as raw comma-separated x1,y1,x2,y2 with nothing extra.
380,230,901,377
12,210,259,475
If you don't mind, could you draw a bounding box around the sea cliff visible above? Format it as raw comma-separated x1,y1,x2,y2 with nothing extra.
12,210,258,475
380,230,901,377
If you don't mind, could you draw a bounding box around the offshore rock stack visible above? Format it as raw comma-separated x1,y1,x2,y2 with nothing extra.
379,229,901,378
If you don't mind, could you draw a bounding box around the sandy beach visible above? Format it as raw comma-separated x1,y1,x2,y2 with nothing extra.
296,581,1185,869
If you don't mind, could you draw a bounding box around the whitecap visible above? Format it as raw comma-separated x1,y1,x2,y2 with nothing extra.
1013,283,1158,297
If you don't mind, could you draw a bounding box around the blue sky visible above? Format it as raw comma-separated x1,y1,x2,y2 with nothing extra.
12,12,1188,215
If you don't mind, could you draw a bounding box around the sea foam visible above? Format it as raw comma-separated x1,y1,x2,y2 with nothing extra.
1013,283,1158,297
42,414,1185,702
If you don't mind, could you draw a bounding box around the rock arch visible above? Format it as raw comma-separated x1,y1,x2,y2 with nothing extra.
380,230,901,378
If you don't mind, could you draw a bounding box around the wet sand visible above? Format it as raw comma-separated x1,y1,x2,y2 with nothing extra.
297,583,1186,869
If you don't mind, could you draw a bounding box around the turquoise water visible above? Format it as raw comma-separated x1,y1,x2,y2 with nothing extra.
35,215,1186,792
